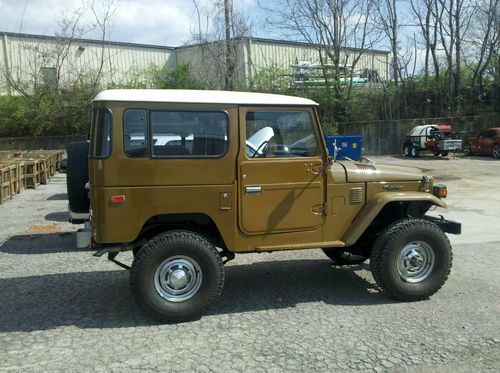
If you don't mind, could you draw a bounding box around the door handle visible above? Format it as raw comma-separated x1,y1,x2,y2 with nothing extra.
245,186,262,194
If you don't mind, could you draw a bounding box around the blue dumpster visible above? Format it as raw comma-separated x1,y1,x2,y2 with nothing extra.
324,135,362,160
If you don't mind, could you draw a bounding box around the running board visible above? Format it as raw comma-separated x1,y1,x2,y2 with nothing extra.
255,240,345,252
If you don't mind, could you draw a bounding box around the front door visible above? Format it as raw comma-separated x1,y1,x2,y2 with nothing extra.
238,107,325,235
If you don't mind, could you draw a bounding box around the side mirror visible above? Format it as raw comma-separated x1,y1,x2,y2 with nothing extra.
333,140,338,161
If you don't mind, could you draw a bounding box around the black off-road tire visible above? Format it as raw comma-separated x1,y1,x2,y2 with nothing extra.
130,230,225,323
66,141,90,213
370,219,452,301
322,249,368,265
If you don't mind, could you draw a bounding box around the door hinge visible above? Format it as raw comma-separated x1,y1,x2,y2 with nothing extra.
311,164,326,174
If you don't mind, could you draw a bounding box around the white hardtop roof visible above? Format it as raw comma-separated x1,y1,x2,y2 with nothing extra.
94,89,318,106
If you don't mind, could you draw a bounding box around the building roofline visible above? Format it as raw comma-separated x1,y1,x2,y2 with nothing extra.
1,31,389,55
243,37,390,55
1,31,176,51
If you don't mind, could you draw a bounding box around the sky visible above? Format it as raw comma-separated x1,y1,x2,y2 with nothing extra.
0,0,262,46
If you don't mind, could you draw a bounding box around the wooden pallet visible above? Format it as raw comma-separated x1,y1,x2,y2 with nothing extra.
18,161,26,192
0,164,12,204
25,160,41,189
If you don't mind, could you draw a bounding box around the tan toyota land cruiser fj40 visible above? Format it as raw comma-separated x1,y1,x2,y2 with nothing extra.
66,89,460,322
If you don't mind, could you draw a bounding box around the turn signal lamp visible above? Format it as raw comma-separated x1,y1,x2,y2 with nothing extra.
432,184,447,199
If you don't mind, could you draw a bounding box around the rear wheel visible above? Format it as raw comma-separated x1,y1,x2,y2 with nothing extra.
441,151,449,157
370,219,452,301
130,230,224,322
493,144,500,159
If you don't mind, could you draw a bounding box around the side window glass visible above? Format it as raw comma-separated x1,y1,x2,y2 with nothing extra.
93,108,112,158
151,111,228,157
245,111,318,158
124,109,148,157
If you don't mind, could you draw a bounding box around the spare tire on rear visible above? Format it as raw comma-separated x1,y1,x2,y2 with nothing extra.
67,141,90,213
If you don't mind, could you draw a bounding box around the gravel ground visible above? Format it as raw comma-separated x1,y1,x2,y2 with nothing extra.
0,156,499,372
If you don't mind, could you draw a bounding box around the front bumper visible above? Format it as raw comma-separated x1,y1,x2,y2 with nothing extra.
424,215,461,235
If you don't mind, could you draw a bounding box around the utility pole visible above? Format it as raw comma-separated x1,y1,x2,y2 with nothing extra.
224,0,234,90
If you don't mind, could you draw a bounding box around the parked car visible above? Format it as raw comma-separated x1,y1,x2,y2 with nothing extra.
66,89,460,322
463,128,500,159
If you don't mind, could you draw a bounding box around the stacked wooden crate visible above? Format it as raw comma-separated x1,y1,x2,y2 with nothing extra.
0,150,64,204
0,162,12,204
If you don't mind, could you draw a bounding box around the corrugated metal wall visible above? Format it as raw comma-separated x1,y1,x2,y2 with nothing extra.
0,33,175,93
0,33,389,93
248,40,389,80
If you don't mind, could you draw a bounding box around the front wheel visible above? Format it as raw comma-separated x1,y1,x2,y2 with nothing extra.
370,219,452,301
130,230,225,322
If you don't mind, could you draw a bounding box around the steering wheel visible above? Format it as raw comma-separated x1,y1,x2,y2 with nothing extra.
251,140,269,158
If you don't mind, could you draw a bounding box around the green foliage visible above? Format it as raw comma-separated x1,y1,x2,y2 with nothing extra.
1,60,497,139
0,64,203,138
246,64,291,93
0,89,92,137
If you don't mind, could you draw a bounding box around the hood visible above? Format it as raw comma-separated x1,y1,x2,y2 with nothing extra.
339,161,424,183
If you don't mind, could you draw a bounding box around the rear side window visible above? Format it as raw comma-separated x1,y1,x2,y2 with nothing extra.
92,108,112,158
124,109,148,157
151,111,228,157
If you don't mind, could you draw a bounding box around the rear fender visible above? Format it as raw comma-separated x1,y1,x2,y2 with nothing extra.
342,192,446,246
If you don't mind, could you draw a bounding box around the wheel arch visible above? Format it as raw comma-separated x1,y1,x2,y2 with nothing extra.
342,192,446,246
135,213,227,250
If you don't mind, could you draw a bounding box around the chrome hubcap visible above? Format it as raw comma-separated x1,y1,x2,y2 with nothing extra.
154,256,202,302
397,242,435,283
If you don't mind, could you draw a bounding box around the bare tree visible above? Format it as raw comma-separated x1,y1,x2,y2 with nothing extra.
467,0,499,100
410,0,439,115
372,0,408,118
266,0,380,120
89,0,117,94
190,0,251,90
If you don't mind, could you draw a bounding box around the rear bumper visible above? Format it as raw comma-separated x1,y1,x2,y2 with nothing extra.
68,204,90,224
424,215,461,235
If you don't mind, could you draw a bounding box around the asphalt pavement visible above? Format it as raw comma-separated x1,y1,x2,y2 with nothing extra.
0,156,499,372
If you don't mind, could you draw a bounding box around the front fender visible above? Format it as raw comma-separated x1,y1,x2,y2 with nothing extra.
342,192,446,246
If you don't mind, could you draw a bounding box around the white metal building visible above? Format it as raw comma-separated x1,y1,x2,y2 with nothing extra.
0,31,389,93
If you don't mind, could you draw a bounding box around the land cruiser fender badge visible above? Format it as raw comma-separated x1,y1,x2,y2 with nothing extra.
383,185,403,191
